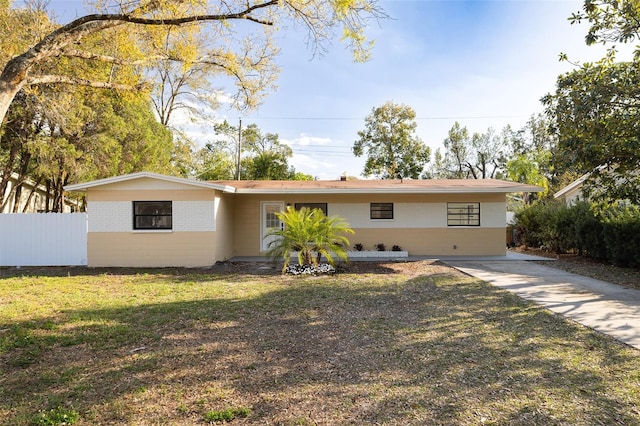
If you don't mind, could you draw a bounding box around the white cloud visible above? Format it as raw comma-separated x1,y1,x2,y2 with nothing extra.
283,134,332,147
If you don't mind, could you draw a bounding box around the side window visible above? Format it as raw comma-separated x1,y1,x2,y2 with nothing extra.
294,203,328,215
447,202,480,226
133,201,172,230
370,203,393,219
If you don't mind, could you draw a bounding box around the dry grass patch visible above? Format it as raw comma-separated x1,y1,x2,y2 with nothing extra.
0,261,639,425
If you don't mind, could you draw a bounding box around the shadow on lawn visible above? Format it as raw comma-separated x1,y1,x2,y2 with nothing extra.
1,271,639,425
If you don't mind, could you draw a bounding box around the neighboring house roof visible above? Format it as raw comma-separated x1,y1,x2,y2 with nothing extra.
64,173,544,194
64,172,235,193
553,173,589,200
212,178,543,194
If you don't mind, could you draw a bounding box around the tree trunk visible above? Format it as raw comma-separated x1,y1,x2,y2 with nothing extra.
45,181,52,213
0,142,19,212
0,56,30,128
21,184,39,213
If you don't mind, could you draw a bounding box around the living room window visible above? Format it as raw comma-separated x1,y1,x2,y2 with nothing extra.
447,202,480,226
133,201,172,230
370,202,393,219
294,203,328,215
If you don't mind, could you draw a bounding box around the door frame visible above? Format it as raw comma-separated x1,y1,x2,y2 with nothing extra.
260,201,285,252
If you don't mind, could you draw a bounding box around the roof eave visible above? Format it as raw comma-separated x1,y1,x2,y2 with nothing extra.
64,172,232,193
234,186,544,195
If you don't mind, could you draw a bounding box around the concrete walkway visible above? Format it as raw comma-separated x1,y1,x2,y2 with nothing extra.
443,259,640,351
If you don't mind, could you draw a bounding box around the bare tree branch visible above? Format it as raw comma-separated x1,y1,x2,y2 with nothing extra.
27,74,148,91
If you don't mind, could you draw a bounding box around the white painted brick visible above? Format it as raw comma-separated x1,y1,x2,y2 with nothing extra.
89,201,131,232
89,200,215,232
173,201,215,232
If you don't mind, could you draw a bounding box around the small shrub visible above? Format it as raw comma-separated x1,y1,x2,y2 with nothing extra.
31,406,80,426
375,243,386,251
204,407,250,423
392,245,402,251
353,243,364,251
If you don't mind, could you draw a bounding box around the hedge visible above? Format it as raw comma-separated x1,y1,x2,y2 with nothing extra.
514,200,640,267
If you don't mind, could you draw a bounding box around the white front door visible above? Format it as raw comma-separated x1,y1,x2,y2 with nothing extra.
261,201,284,252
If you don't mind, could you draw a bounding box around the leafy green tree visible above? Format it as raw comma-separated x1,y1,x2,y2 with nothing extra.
430,122,507,179
353,101,431,179
265,206,354,273
289,171,314,181
506,154,549,204
243,151,290,180
242,123,291,157
428,122,469,179
206,120,306,180
191,143,235,180
38,90,173,210
543,61,640,203
0,84,174,211
0,91,44,212
241,123,297,179
506,114,563,191
209,120,244,179
569,0,640,54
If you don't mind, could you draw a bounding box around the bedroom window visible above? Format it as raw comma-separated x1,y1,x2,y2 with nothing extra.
447,202,480,226
370,203,393,219
133,201,172,230
294,203,327,215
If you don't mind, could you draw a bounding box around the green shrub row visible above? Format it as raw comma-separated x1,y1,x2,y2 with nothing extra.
514,200,640,267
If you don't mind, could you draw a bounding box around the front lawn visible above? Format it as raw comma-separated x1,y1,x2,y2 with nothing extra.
1,261,639,425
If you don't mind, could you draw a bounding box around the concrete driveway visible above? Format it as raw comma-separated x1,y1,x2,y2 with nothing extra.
443,259,640,351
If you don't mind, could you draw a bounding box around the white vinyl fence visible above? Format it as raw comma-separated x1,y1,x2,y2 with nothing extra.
0,213,87,266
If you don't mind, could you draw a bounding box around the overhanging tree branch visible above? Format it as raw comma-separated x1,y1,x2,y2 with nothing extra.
62,49,165,65
1,0,385,129
27,75,149,91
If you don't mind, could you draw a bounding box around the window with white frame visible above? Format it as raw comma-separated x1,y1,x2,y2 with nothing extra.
370,202,393,219
447,202,480,226
133,201,172,230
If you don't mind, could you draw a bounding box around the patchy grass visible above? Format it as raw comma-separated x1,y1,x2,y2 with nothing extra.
0,261,639,425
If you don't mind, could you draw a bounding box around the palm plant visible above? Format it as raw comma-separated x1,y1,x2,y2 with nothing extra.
265,206,354,273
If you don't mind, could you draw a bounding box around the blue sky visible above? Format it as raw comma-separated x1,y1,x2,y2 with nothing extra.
221,0,625,179
46,0,625,179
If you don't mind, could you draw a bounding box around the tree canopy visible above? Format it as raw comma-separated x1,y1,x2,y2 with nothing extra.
569,0,640,53
428,122,507,180
191,121,312,180
352,101,431,179
543,61,640,203
0,0,385,129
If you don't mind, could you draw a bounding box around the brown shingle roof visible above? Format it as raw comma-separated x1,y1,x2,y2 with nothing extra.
211,179,543,194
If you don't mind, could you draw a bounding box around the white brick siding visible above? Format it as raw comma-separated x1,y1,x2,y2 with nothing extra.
89,201,216,232
89,201,131,232
173,201,215,232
